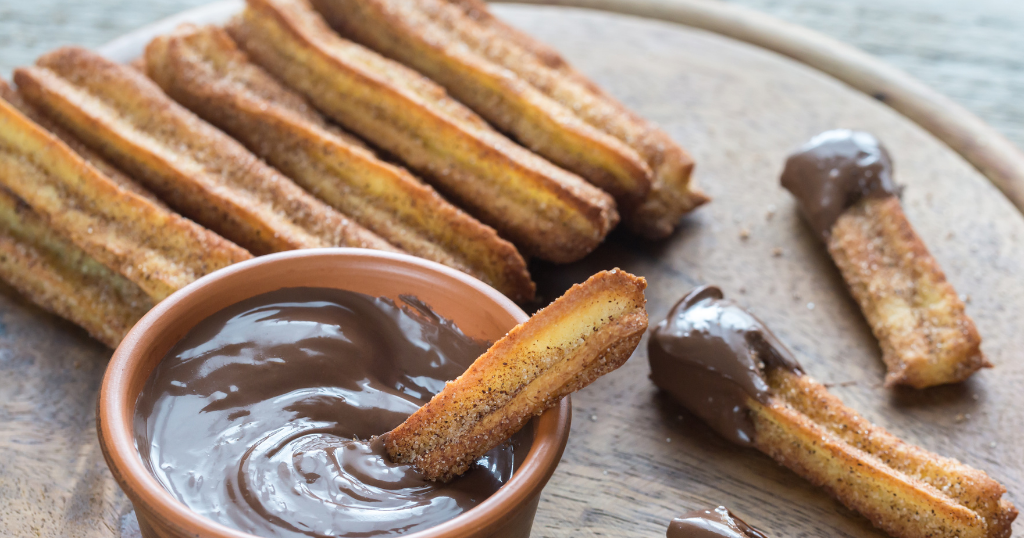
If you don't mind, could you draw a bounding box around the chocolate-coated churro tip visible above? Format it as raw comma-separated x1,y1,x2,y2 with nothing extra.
648,285,802,445
781,129,899,240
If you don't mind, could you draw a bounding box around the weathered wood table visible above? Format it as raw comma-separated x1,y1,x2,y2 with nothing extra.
0,2,1022,538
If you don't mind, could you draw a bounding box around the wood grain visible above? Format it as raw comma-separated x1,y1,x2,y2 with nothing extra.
0,4,1021,538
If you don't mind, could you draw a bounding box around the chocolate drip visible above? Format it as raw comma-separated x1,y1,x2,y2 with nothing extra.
667,506,768,538
647,286,802,445
781,129,899,240
134,287,526,538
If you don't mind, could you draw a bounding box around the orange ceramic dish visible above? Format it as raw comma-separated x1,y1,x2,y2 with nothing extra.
97,248,571,538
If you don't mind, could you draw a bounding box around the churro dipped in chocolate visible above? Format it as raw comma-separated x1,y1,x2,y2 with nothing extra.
14,47,396,256
0,96,250,302
0,186,152,347
782,130,986,388
313,0,708,238
144,24,535,302
227,0,618,263
387,269,647,481
649,286,1016,538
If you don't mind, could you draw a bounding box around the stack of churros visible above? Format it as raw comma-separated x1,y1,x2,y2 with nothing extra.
143,23,535,302
312,0,709,237
226,0,623,263
0,91,250,344
0,0,705,346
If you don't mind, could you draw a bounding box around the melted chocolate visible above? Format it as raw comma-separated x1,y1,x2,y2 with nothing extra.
667,507,768,538
781,129,899,240
647,286,802,445
134,288,527,538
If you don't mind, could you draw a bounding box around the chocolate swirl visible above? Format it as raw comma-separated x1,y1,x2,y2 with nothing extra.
134,287,524,538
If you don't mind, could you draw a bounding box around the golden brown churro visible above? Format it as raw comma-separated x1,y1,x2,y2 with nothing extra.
0,96,250,302
144,24,536,302
228,0,619,263
0,186,153,347
829,196,986,388
312,0,708,237
782,130,986,388
387,269,648,481
0,78,165,208
753,368,1014,538
312,0,651,206
649,286,1015,538
14,47,397,256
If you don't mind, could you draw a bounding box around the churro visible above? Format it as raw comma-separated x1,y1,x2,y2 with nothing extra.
0,186,152,347
228,0,618,263
387,269,647,481
781,130,986,388
0,78,164,208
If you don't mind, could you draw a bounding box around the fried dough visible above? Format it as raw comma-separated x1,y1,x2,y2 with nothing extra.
312,0,652,207
0,186,153,348
829,197,987,388
387,269,647,481
0,97,250,301
0,78,165,209
751,367,1015,538
145,24,536,302
228,0,619,263
14,47,397,256
312,0,708,238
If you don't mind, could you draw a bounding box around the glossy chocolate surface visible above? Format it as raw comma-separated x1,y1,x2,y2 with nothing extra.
134,287,525,537
781,129,900,240
647,286,801,445
667,506,768,538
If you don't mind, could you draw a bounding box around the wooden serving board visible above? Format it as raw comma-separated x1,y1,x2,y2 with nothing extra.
2,3,1022,537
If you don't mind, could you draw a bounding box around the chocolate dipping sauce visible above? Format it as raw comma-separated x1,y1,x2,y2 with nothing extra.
667,506,768,538
134,287,527,538
780,129,900,240
647,286,802,445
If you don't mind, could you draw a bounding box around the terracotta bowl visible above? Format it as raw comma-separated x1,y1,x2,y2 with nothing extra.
98,248,571,538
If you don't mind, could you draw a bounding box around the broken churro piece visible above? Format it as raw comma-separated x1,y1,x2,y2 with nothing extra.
312,0,708,237
14,47,397,256
145,24,536,302
0,186,153,347
228,0,618,263
0,96,250,302
387,269,648,481
649,286,1016,538
781,130,986,388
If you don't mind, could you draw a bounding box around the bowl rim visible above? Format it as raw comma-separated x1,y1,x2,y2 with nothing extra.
98,248,571,538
